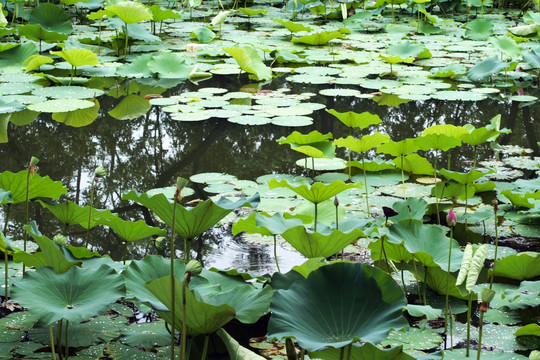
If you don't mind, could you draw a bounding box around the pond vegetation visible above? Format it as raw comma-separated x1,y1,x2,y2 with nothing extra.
1,0,540,357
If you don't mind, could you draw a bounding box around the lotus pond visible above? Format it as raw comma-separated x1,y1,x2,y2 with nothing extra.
2,0,540,358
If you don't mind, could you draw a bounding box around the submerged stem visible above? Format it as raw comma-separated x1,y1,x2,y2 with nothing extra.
273,235,281,273
65,320,69,360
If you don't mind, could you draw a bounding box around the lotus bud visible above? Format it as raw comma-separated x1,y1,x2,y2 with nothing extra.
492,199,499,213
94,166,107,178
185,259,202,277
530,350,540,360
334,196,339,207
154,236,166,250
382,206,398,219
446,209,457,227
176,177,189,190
28,156,39,174
30,156,39,166
53,234,67,246
481,288,496,303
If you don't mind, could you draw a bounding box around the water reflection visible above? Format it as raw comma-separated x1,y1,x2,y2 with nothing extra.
1,73,539,272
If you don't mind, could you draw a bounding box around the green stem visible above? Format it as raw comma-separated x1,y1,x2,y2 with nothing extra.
401,269,407,294
449,305,454,350
273,235,281,273
56,320,63,359
423,266,428,305
3,204,10,306
490,206,499,289
339,347,344,360
381,236,390,272
445,227,453,336
65,320,69,360
477,311,485,360
314,203,318,233
200,335,209,360
347,149,351,181
311,157,315,178
181,279,188,360
23,170,31,274
362,157,369,214
434,156,440,224
170,199,178,360
346,343,352,360
85,178,95,249
400,154,406,199
412,256,422,301
124,24,129,60
466,292,472,357
49,324,57,360
472,146,477,170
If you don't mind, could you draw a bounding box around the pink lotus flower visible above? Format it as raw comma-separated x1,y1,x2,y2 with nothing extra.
446,209,457,227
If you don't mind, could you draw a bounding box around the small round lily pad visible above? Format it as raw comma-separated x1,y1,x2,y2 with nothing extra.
28,99,96,113
228,115,272,125
190,172,237,184
32,86,104,100
271,116,313,127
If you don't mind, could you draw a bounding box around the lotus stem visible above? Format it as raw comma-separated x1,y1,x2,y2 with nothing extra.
380,236,390,272
449,305,454,350
412,256,422,301
23,169,31,274
273,235,281,273
56,319,63,359
347,149,351,180
49,324,57,360
489,200,499,289
400,154,406,199
200,335,209,360
434,156,440,225
423,266,428,305
300,348,305,360
362,157,370,214
85,176,96,249
65,320,69,360
466,292,473,357
3,204,10,306
472,146,477,170
69,66,74,86
346,343,352,360
401,269,407,294
124,24,129,60
476,311,485,360
314,203,318,232
445,226,453,336
180,278,188,360
170,196,178,360
311,157,315,178
339,347,344,360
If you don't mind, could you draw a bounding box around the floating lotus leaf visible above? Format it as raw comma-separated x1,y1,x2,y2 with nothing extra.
429,63,468,78
224,46,272,81
108,95,151,120
292,31,344,46
382,326,442,350
105,1,152,24
33,86,103,100
191,26,215,43
0,98,25,114
237,7,268,16
0,170,66,203
310,342,415,360
120,320,171,348
28,99,95,113
467,56,508,81
28,3,73,34
52,99,100,127
11,264,125,326
465,18,494,40
268,262,408,352
147,53,194,79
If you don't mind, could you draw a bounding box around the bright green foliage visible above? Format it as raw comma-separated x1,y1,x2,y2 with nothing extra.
278,130,335,159
429,63,468,78
490,35,522,59
28,3,73,34
148,5,181,22
381,41,432,64
50,48,98,68
232,212,303,236
415,133,461,152
223,46,272,81
523,47,540,68
465,19,493,40
467,56,508,81
291,31,344,45
18,24,68,44
22,54,53,72
377,138,419,157
393,153,435,175
326,109,382,129
147,53,194,78
0,4,7,28
268,179,361,204
0,170,66,203
274,18,313,33
237,8,268,16
490,252,540,280
334,133,390,153
105,1,152,24
191,27,215,43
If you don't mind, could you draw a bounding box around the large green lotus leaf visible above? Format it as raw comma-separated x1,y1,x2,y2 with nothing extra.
0,189,13,204
50,48,98,68
387,219,463,271
500,189,538,209
385,41,432,62
28,99,95,113
523,47,540,69
279,130,333,145
37,199,115,228
326,109,381,129
120,320,170,348
415,133,461,151
0,170,66,204
28,3,73,34
393,153,435,175
23,54,54,72
292,31,344,46
108,95,151,120
33,86,103,100
274,18,313,33
431,181,474,200
407,263,469,299
52,99,99,127
491,252,540,280
0,43,38,73
268,179,360,204
311,342,415,360
422,124,469,138
334,133,390,153
467,56,508,81
490,36,521,59
237,7,268,16
232,212,303,236
122,190,259,240
280,223,367,259
217,328,267,360
0,98,25,114
11,264,125,326
281,131,335,158
377,138,419,157
223,46,272,81
369,238,413,264
148,5,181,22
18,24,68,44
147,53,193,79
105,1,152,24
465,18,493,40
439,168,487,184
0,3,7,28
429,63,467,79
146,276,235,335
191,26,215,43
93,213,166,242
348,158,396,172
14,221,81,273
268,262,408,352
115,53,154,78
390,197,428,221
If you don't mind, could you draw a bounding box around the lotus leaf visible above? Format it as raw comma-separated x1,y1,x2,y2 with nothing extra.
232,212,304,236
11,264,125,325
237,7,268,16
123,190,259,240
223,46,272,81
278,130,335,159
439,168,488,184
467,56,508,81
334,133,390,154
465,18,494,40
291,31,344,46
393,153,435,175
28,3,73,34
0,170,66,203
348,158,396,172
23,54,54,72
93,213,166,242
490,36,521,59
105,1,152,24
191,26,215,43
326,109,382,129
523,47,540,69
50,48,98,68
0,98,25,114
415,133,461,152
147,53,194,79
108,95,151,120
311,342,415,360
0,43,38,73
422,124,469,138
429,63,467,78
18,24,68,45
148,5,181,22
52,99,100,127
377,138,419,157
390,197,428,221
29,99,95,113
274,18,313,33
268,179,360,205
217,328,267,360
491,252,540,280
116,54,154,78
267,262,408,352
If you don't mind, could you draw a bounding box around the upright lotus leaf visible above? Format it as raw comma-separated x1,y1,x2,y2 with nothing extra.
268,262,408,352
268,179,360,205
523,47,540,69
0,170,66,204
191,27,215,43
415,133,461,152
14,221,81,273
105,1,152,24
464,18,493,40
232,212,304,236
381,41,432,64
490,252,540,280
501,189,540,209
148,5,181,22
393,153,435,176
92,214,166,242
467,56,508,81
291,31,344,46
490,36,521,60
50,48,99,68
278,130,334,159
439,168,487,185
311,342,416,360
52,99,100,127
429,63,468,79
37,200,117,229
274,18,313,33
347,158,396,172
108,95,151,120
237,7,268,16
431,181,475,201
0,43,38,73
217,328,267,360
146,276,236,335
123,190,259,240
23,54,54,72
280,223,368,258
377,138,419,157
326,109,382,130
11,264,125,325
390,197,428,222
422,124,469,139
147,53,194,79
223,46,272,81
334,133,390,153
0,4,7,28
386,219,463,271
18,24,68,45
29,3,73,34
